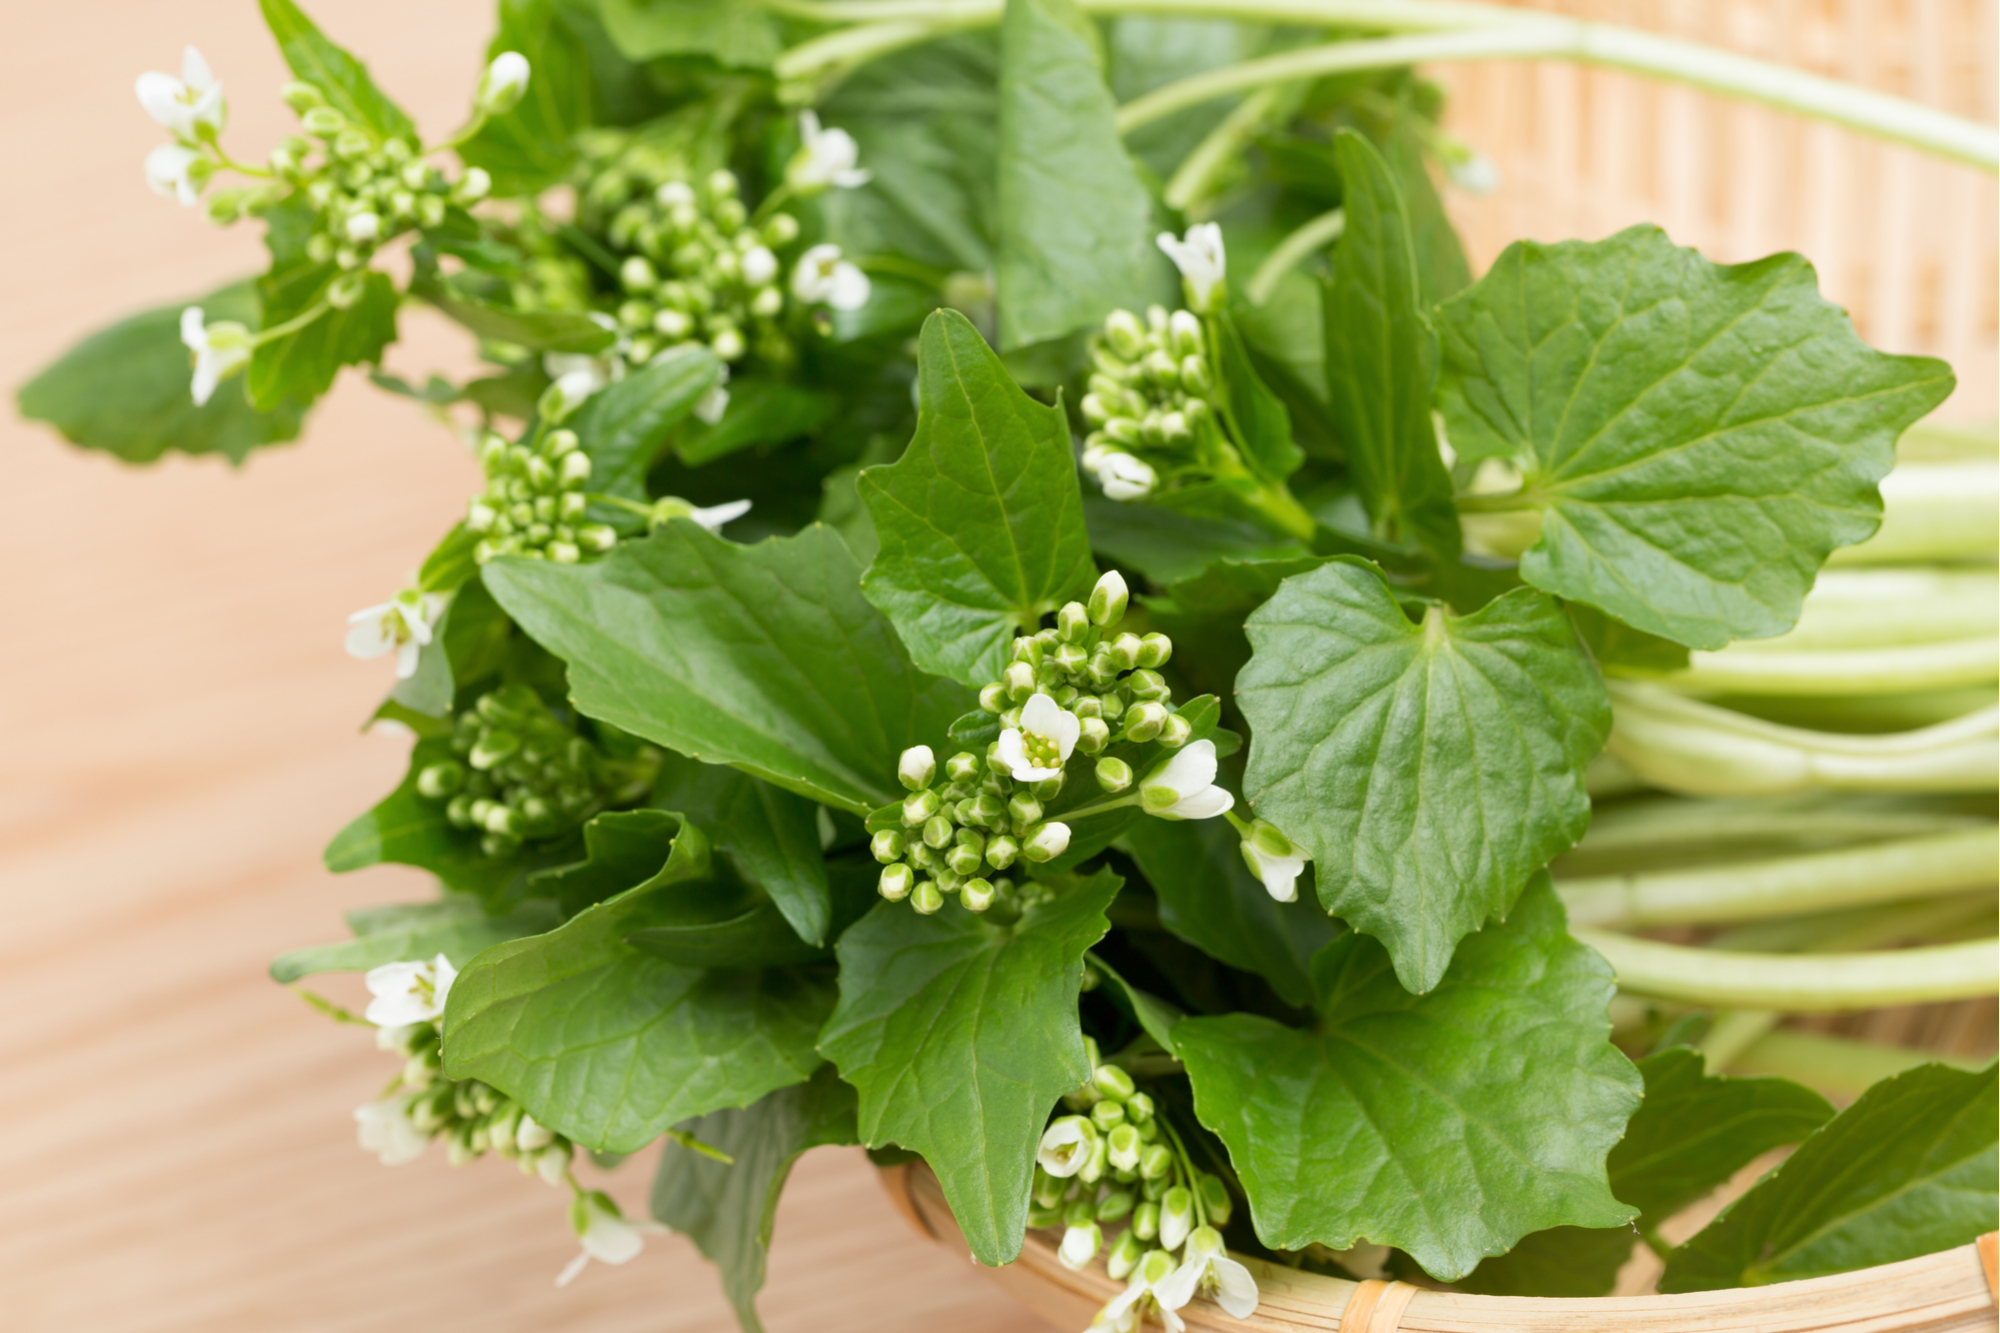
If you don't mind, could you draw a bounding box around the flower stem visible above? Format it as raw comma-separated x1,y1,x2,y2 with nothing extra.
1571,928,2000,1011
1112,27,1999,170
1728,1028,1988,1097
1165,84,1290,215
1245,207,1346,305
250,298,333,347
1651,636,1998,698
1558,826,1999,928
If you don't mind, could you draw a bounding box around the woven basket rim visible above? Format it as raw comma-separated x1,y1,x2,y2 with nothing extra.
881,1162,2000,1332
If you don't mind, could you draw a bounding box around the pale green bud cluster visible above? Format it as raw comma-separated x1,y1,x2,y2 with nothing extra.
377,1021,574,1182
1031,1045,1234,1282
264,80,483,305
465,428,617,565
575,135,801,372
1080,306,1217,502
869,572,1195,915
418,683,661,857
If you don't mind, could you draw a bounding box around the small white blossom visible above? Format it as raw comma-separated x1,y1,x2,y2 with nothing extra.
898,745,936,791
786,110,871,193
1155,1226,1259,1320
1036,1116,1095,1178
136,46,226,141
791,244,871,312
1092,450,1157,502
179,306,251,405
740,245,779,287
354,1093,429,1165
1140,740,1234,821
475,51,531,116
145,143,206,207
1100,1248,1189,1333
1023,821,1071,862
997,693,1081,783
1156,222,1226,313
345,588,444,679
1059,1219,1102,1271
1240,821,1309,902
344,210,382,243
556,1191,658,1287
363,953,458,1028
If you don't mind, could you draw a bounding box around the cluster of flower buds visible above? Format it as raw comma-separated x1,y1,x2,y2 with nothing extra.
1032,1046,1259,1329
869,571,1235,915
352,956,576,1183
416,684,661,856
1080,306,1219,502
465,427,616,565
573,132,800,370
268,81,489,305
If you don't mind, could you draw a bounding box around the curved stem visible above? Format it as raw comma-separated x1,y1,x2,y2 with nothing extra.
1729,1028,1987,1096
1165,84,1289,215
1571,929,2000,1011
1557,826,1999,927
1113,27,1999,170
1656,636,1999,698
1245,207,1345,305
250,298,333,347
1697,1008,1778,1072
776,18,976,83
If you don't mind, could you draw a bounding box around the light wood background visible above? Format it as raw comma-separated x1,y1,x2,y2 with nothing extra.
3,4,1990,1331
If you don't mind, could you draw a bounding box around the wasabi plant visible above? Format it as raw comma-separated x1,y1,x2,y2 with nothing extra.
21,0,1997,1326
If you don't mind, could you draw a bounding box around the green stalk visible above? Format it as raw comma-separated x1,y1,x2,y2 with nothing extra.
1724,569,1999,653
1164,85,1291,215
775,0,2000,172
1112,28,1999,170
1698,1009,1778,1073
1568,792,1992,868
1606,681,2000,796
1558,827,1998,928
1245,207,1346,305
1824,458,2000,565
1727,1029,1987,1097
1709,891,1996,954
1652,636,1998,698
1571,929,2000,1011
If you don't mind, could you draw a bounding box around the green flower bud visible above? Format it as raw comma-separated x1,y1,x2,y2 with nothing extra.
1003,660,1037,700
1022,821,1071,863
1160,1186,1194,1250
944,751,981,783
869,829,905,863
469,729,522,769
901,787,941,827
984,834,1019,870
1169,308,1204,357
1033,1166,1070,1209
978,682,1007,714
1078,1134,1109,1184
1132,1199,1161,1241
1091,1099,1125,1131
416,760,464,799
301,105,346,137
1056,601,1089,642
1107,1122,1143,1173
1026,1201,1062,1229
474,51,531,117
1197,1171,1234,1227
910,879,944,914
1125,1091,1155,1126
922,814,954,850
1137,633,1174,669
281,80,326,112
1104,308,1146,360
445,793,477,827
1108,633,1142,672
1092,1064,1137,1101
960,877,996,912
1158,711,1193,749
969,790,1008,827
1007,793,1043,827
1105,1227,1144,1280
1095,756,1133,793
1077,716,1110,756
1096,1188,1135,1224
1126,669,1170,702
1139,1143,1173,1181
1123,702,1167,743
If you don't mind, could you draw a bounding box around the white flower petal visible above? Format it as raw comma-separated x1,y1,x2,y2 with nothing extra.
1165,786,1235,820
1213,1256,1260,1318
1021,693,1061,736
1154,739,1217,798
827,261,872,311
182,46,214,92
689,499,752,531
996,729,1028,773
555,1251,592,1287
345,618,395,660
1153,1261,1202,1311
136,71,191,136
1051,708,1081,760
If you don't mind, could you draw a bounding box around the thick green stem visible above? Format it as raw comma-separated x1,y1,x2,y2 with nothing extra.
1558,827,1999,927
1654,636,1998,698
1245,207,1346,305
1698,1009,1778,1073
1568,792,1992,868
1606,681,2000,797
1113,28,1999,170
1710,890,1996,954
1165,85,1289,214
1725,569,1999,654
1728,1028,1988,1097
1825,458,2000,565
1572,929,2000,1011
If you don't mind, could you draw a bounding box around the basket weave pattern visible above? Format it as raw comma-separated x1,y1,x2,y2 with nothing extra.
1438,0,2000,418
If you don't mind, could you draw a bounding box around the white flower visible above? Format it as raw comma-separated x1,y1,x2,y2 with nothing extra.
345,588,444,679
556,1191,659,1287
1156,222,1226,313
363,953,458,1028
344,210,381,243
649,496,752,532
997,693,1081,783
354,1094,429,1165
740,244,779,287
786,110,871,193
476,51,531,116
136,46,226,141
145,143,206,207
1090,450,1157,502
1239,820,1310,903
1036,1116,1095,1178
1448,150,1500,194
1140,740,1233,821
898,745,936,791
1154,1226,1259,1320
791,244,871,311
1100,1248,1189,1333
1059,1220,1102,1271
179,306,251,406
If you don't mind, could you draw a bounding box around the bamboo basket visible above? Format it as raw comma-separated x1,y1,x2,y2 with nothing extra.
880,1163,2000,1332
1435,0,2000,420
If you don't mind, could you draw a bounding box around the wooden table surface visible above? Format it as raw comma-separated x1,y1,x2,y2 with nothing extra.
0,5,1048,1330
